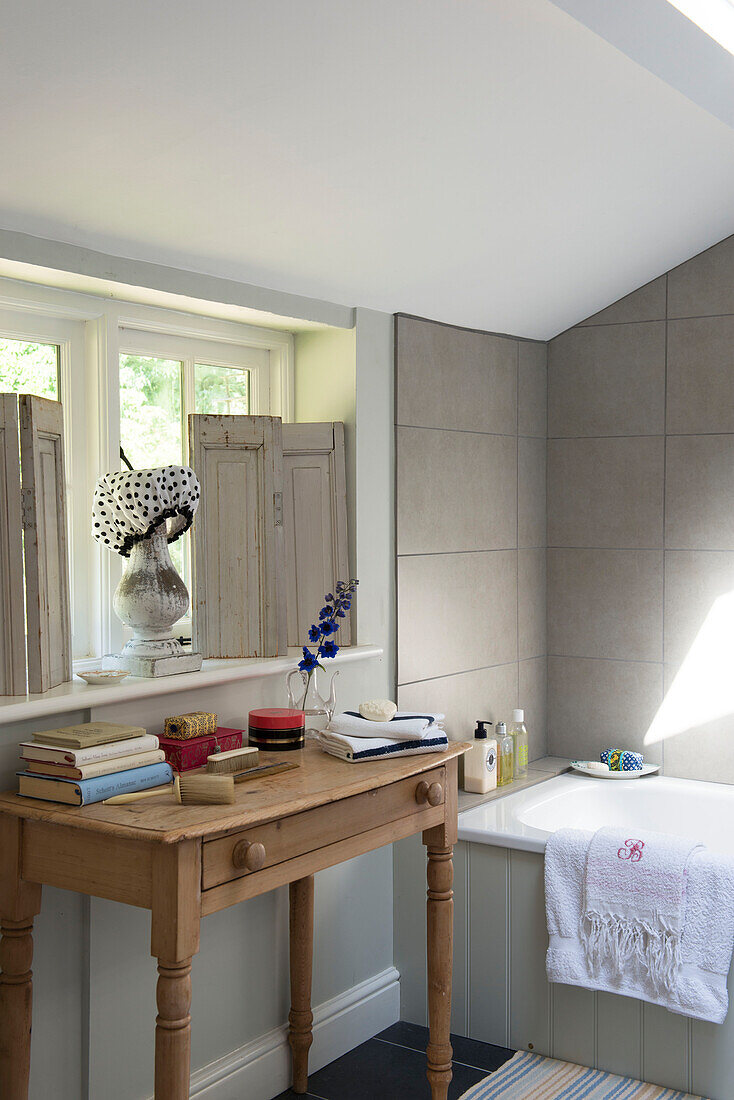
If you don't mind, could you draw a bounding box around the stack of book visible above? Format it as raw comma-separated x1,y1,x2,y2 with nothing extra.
18,722,174,805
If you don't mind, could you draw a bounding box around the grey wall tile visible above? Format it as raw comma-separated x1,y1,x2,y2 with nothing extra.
667,234,734,318
518,342,547,438
519,436,546,548
397,427,516,555
577,275,667,327
548,323,665,437
661,660,734,783
667,316,734,435
548,656,663,763
397,550,517,683
665,434,734,550
548,549,663,662
664,550,734,672
519,548,546,661
519,657,547,761
547,437,664,549
398,661,518,742
395,315,517,433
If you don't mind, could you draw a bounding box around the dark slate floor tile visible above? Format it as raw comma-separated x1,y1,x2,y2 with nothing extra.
376,1020,514,1074
271,1092,328,1100
302,1037,486,1100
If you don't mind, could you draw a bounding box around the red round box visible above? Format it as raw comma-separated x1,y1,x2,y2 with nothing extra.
248,708,306,751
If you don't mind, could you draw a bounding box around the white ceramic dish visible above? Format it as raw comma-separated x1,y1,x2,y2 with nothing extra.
570,760,660,780
76,669,130,686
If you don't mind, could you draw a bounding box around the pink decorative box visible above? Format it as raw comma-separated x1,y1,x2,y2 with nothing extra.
158,727,243,772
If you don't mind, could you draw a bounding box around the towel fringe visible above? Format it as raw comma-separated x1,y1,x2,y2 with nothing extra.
581,911,682,993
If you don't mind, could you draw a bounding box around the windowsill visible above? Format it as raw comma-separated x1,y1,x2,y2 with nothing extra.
0,645,384,727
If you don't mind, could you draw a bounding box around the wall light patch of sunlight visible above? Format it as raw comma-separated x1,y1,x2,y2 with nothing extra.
645,589,734,746
666,0,734,55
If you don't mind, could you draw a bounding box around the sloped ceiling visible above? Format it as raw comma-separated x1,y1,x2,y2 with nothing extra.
2,0,734,338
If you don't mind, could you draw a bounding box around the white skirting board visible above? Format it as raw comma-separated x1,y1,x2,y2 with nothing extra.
152,966,400,1100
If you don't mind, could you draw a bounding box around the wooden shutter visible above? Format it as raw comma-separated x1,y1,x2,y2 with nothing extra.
0,395,26,694
189,414,287,658
282,422,350,647
19,394,72,692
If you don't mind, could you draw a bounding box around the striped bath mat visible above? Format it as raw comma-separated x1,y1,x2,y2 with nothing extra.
458,1051,705,1099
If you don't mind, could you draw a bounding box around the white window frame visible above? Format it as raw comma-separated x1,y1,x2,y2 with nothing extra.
0,276,294,668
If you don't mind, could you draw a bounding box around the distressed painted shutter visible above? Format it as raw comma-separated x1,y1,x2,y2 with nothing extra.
0,395,26,694
19,394,72,692
188,414,287,658
282,422,351,647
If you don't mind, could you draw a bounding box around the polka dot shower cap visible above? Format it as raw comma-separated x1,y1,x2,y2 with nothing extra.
92,466,201,557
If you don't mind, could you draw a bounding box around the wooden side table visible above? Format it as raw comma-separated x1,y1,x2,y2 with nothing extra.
0,742,469,1099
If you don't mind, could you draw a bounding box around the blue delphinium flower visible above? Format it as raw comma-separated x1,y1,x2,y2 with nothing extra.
297,579,359,678
298,647,320,672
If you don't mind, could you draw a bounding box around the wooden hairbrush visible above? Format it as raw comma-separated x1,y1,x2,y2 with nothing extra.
175,761,298,805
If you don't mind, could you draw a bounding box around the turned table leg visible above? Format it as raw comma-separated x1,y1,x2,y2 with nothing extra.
0,815,42,1100
288,875,314,1094
151,841,201,1100
426,844,454,1100
155,958,193,1099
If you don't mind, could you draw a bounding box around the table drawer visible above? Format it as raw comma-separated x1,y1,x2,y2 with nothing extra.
202,765,446,890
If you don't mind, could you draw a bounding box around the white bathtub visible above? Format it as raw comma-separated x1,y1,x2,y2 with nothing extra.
458,772,734,855
412,770,734,1097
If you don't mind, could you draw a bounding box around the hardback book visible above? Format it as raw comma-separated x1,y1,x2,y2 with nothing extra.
24,749,165,781
159,727,243,772
31,721,146,749
19,734,160,766
17,761,174,806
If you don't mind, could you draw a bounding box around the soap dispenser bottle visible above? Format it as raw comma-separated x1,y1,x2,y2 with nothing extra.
510,709,529,778
463,721,497,794
497,721,514,787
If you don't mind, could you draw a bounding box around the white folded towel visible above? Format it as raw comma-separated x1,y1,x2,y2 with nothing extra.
318,728,449,762
327,711,445,741
545,827,734,1023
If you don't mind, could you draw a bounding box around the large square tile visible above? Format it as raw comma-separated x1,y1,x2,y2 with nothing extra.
578,275,667,326
666,316,734,435
376,1021,514,1074
664,550,734,671
397,427,516,554
518,341,547,438
398,661,518,741
547,548,663,661
548,656,663,763
398,551,517,683
548,322,665,437
518,436,546,549
303,1036,486,1100
519,657,547,761
518,548,545,660
661,663,734,784
665,434,734,550
547,437,664,549
667,234,734,318
396,315,517,434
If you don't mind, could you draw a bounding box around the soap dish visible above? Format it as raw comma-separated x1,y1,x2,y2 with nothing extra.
76,669,130,686
570,760,660,780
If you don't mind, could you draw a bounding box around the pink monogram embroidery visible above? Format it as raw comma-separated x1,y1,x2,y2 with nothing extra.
617,839,644,862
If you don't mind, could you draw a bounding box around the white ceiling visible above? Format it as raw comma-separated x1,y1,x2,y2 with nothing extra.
3,0,734,339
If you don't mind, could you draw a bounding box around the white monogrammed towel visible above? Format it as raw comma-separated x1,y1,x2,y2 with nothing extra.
582,827,703,994
545,827,734,1022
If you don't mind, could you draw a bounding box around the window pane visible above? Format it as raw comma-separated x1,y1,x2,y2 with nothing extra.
119,354,182,470
0,338,59,398
119,354,186,593
194,363,250,416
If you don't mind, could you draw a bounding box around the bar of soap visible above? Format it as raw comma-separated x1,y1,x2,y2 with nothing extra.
583,761,609,773
359,699,398,722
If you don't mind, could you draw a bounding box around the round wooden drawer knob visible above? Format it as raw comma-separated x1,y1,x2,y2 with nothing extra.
232,840,266,872
415,780,443,806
